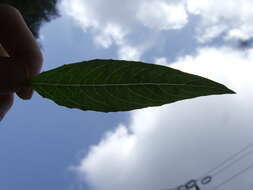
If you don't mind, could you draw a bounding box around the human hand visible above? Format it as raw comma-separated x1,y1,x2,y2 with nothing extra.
0,5,43,120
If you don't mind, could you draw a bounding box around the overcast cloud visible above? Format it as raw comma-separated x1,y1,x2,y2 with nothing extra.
59,0,253,190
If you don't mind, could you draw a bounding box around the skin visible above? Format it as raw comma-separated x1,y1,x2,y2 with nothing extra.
0,5,43,120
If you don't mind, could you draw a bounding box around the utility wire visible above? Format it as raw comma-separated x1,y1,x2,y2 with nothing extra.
164,161,253,190
211,149,253,177
163,140,253,190
211,162,253,190
200,141,253,178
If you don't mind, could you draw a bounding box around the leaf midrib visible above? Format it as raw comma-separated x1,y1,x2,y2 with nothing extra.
31,82,230,91
31,82,193,87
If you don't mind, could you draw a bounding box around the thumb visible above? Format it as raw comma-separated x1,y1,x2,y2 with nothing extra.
15,57,42,100
16,62,33,99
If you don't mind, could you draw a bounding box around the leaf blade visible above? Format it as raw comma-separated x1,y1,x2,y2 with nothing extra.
30,59,235,112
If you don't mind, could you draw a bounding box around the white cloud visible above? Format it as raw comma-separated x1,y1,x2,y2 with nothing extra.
61,0,253,54
76,125,136,189
136,1,188,30
94,23,126,49
187,0,253,42
60,0,189,60
154,57,169,66
73,47,253,190
61,0,99,29
118,46,142,61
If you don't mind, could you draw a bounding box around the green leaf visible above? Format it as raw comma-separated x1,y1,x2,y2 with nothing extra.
29,59,235,112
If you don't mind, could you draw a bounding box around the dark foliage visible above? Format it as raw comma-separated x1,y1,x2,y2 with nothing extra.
0,0,60,38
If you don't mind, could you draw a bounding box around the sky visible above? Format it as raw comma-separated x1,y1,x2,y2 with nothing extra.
1,0,253,190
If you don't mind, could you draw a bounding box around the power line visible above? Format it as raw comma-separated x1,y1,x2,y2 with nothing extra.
211,149,253,177
211,162,253,190
201,141,253,178
164,162,253,190
163,140,253,190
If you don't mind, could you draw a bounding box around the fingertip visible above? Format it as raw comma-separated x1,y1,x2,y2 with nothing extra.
16,88,33,100
0,93,14,119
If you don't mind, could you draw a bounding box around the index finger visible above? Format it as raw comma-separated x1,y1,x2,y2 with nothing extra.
0,4,43,99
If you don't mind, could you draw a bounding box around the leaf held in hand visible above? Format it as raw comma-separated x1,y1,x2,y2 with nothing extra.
29,59,235,112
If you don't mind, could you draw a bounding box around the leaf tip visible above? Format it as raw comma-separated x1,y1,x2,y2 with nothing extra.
227,88,236,94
